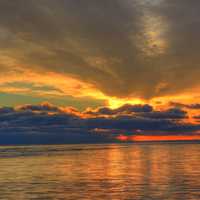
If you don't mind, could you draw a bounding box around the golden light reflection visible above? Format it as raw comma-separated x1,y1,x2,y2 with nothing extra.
2,144,200,199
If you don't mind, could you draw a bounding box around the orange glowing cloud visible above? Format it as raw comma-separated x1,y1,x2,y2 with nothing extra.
0,54,200,111
0,0,200,110
1,55,200,113
0,69,104,98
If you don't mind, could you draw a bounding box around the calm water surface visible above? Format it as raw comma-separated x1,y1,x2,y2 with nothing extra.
0,143,200,200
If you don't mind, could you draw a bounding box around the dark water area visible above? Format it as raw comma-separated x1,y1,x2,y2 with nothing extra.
0,143,200,200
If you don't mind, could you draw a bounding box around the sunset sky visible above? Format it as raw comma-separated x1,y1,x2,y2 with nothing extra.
0,0,200,144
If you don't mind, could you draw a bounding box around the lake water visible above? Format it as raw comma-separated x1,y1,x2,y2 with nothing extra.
0,143,200,200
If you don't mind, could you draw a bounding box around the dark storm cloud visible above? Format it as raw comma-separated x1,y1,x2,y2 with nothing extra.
115,104,153,113
0,127,110,145
86,116,172,131
18,102,62,113
0,107,14,114
86,104,187,119
170,102,200,110
0,0,200,99
85,107,188,131
0,103,199,144
137,108,188,119
0,105,99,144
85,104,153,115
86,115,200,133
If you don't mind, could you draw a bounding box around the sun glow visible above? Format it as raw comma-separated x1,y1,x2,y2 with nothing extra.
107,97,145,109
1,65,200,111
117,135,200,142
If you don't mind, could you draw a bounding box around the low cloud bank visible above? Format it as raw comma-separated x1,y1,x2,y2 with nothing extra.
0,102,199,144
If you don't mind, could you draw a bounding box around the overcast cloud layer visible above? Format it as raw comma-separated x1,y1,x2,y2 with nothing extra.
0,0,200,101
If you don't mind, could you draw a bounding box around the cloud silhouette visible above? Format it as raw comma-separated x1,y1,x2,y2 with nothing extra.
170,102,200,110
85,104,153,115
137,108,188,119
17,102,62,113
0,103,199,144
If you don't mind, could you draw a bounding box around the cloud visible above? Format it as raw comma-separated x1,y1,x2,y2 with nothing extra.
86,116,172,131
86,104,187,119
0,102,199,144
0,104,100,144
0,0,200,103
85,104,153,115
137,108,188,119
115,104,153,113
0,107,14,114
170,102,200,110
17,102,62,113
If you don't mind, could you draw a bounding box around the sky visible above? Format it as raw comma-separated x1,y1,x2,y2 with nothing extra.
0,0,200,144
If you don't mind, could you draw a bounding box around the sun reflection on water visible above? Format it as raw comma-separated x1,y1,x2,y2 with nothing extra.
0,144,200,199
